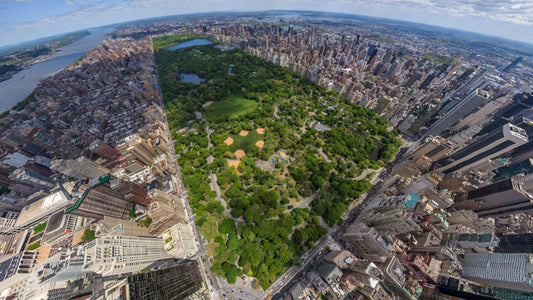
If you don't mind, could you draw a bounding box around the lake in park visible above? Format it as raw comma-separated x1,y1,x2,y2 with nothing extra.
180,73,204,84
166,39,213,50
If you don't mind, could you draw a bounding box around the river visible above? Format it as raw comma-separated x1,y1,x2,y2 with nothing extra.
0,26,113,113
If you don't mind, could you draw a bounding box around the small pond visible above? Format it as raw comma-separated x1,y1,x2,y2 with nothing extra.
180,73,205,84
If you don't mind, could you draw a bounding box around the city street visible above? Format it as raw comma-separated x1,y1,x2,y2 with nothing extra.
268,175,386,299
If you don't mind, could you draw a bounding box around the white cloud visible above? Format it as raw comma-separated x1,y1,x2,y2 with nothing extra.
343,0,533,25
1,0,533,47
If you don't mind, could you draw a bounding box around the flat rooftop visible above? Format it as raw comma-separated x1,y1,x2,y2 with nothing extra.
16,190,70,226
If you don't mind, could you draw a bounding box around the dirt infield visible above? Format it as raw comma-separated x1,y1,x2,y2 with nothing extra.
256,128,265,134
238,130,249,136
256,140,265,148
202,101,213,107
228,160,240,169
234,150,246,159
224,137,234,146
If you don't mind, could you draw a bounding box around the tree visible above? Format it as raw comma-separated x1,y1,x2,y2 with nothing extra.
252,279,262,290
225,183,243,200
227,234,240,250
139,216,153,228
155,37,402,290
0,186,10,196
219,218,236,234
81,228,96,241
129,206,137,218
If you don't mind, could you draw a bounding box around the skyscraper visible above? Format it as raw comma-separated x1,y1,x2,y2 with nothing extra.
51,156,110,180
442,233,500,249
492,158,533,182
110,178,150,206
362,208,420,235
89,139,121,162
121,135,158,166
434,123,528,174
410,137,452,161
460,253,533,293
343,223,392,263
123,261,202,300
8,168,55,190
82,235,170,276
503,57,523,72
424,89,489,138
65,174,135,220
454,177,533,218
494,233,533,253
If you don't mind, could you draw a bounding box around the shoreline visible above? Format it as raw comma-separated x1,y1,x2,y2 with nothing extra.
0,27,113,114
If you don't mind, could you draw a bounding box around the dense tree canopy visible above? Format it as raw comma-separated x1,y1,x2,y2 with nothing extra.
154,34,401,289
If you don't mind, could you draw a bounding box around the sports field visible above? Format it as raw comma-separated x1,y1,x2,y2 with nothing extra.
205,94,259,119
227,129,264,152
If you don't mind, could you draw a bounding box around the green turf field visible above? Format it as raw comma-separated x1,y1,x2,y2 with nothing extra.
228,129,264,152
206,94,259,119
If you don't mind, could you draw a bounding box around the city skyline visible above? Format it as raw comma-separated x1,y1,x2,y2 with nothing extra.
0,11,533,299
1,0,533,48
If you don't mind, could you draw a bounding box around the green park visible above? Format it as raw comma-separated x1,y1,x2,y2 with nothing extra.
205,94,259,120
154,34,401,289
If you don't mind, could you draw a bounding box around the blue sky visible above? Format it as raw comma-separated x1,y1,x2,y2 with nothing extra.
1,0,533,48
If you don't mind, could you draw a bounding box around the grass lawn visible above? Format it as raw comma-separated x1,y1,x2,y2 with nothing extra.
26,240,41,250
206,94,259,119
33,222,47,234
228,129,263,152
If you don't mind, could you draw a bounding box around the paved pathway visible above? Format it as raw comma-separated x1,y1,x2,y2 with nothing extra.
289,187,322,212
318,148,331,162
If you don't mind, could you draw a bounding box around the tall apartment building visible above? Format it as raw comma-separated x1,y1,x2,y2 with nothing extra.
492,158,533,182
89,139,121,162
82,235,170,276
461,253,533,292
446,210,495,233
25,127,80,158
442,233,500,249
343,260,392,300
152,136,168,155
435,123,528,174
363,208,420,235
436,275,532,300
503,57,523,72
514,173,533,194
454,177,533,218
94,216,151,238
454,67,490,98
51,156,110,180
380,257,422,300
425,89,490,138
9,168,55,190
343,223,392,263
120,135,158,166
149,189,186,219
65,174,133,220
16,190,71,228
0,166,13,188
111,261,202,300
410,137,452,161
0,209,19,231
495,233,533,253
110,178,150,206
